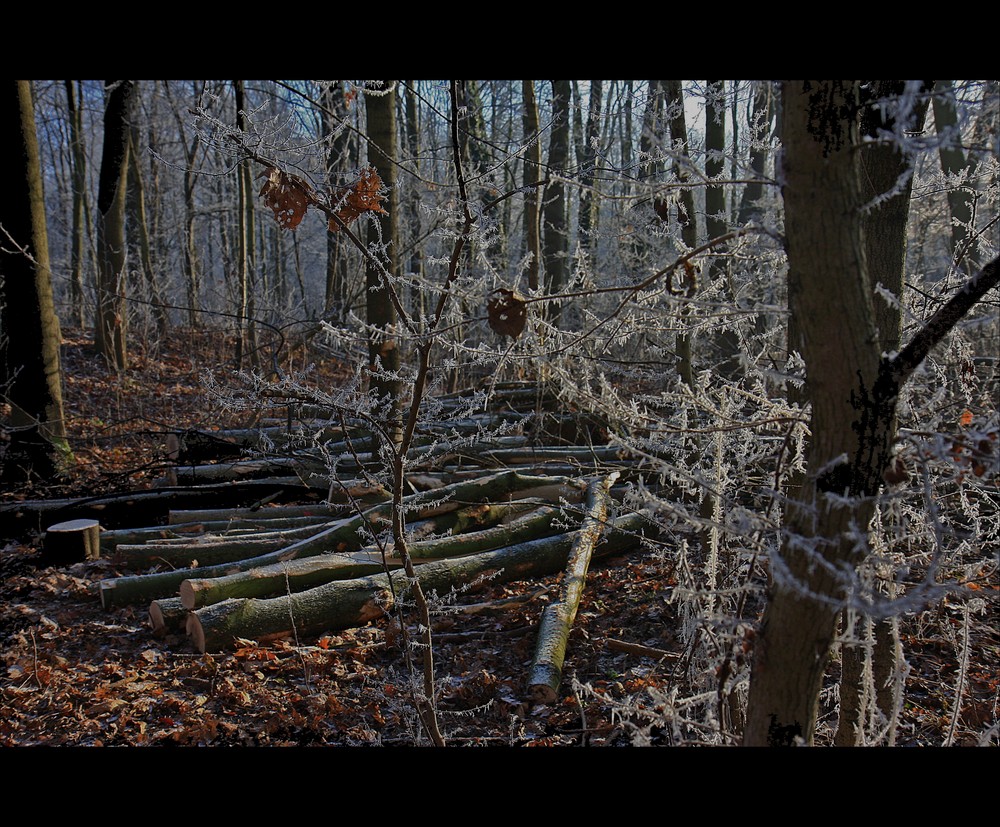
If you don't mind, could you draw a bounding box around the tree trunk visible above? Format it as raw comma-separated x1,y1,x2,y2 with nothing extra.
94,80,133,370
0,80,73,483
578,80,603,254
522,80,542,293
836,81,930,746
65,79,89,328
664,79,698,387
932,80,980,273
364,81,402,441
542,80,571,323
744,80,879,746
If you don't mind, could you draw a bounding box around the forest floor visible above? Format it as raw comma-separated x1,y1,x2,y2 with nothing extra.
1,328,997,746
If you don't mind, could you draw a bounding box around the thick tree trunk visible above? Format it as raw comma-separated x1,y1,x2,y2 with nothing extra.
744,80,880,746
836,81,930,746
0,80,73,483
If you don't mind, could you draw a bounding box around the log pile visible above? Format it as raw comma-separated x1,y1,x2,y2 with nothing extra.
25,383,664,701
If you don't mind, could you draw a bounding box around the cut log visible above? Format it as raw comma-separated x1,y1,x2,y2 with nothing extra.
178,505,564,610
149,597,189,636
527,473,618,704
98,471,582,608
43,519,102,563
186,509,652,652
0,480,320,538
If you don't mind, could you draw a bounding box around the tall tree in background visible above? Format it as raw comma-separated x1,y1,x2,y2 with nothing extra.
1,80,72,482
164,81,204,328
932,80,981,274
94,80,133,370
65,79,89,328
364,81,402,441
321,80,357,321
542,80,571,323
234,80,258,369
664,80,698,387
522,80,542,293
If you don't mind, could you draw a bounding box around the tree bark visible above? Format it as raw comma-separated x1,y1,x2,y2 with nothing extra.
522,80,542,293
1,80,73,483
94,80,133,370
836,81,930,746
186,510,651,652
364,81,402,439
527,474,616,703
542,81,571,323
65,79,89,328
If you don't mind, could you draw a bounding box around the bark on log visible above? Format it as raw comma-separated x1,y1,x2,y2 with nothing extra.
149,597,189,636
167,503,346,524
99,471,581,608
527,473,617,703
186,509,652,652
43,519,102,564
178,505,563,610
0,480,320,538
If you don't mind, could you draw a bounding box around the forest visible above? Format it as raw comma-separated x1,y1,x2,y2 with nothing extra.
0,80,997,747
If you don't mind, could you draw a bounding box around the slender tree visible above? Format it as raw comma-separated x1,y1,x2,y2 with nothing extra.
1,80,73,482
65,79,89,328
522,80,542,292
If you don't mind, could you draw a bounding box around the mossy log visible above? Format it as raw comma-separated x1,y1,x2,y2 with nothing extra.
99,471,581,608
179,504,563,610
186,510,653,652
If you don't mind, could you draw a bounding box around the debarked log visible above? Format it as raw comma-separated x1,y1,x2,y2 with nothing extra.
186,510,653,652
527,472,617,704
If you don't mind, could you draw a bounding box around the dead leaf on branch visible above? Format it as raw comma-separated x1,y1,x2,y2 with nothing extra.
258,167,313,230
328,166,388,232
487,289,528,339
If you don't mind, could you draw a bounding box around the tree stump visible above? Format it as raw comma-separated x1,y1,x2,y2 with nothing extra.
43,519,101,563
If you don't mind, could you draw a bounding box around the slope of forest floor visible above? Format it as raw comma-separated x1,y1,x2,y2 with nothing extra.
1,328,997,746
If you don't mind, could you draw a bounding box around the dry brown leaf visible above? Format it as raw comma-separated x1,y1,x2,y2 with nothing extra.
328,166,388,232
258,167,313,230
487,289,528,338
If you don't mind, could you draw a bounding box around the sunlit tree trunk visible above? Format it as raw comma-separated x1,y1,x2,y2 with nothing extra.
126,101,169,335
234,80,258,370
94,79,133,370
164,80,203,328
1,80,73,482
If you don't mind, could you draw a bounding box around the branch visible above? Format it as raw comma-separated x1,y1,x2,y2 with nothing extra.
883,256,999,392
